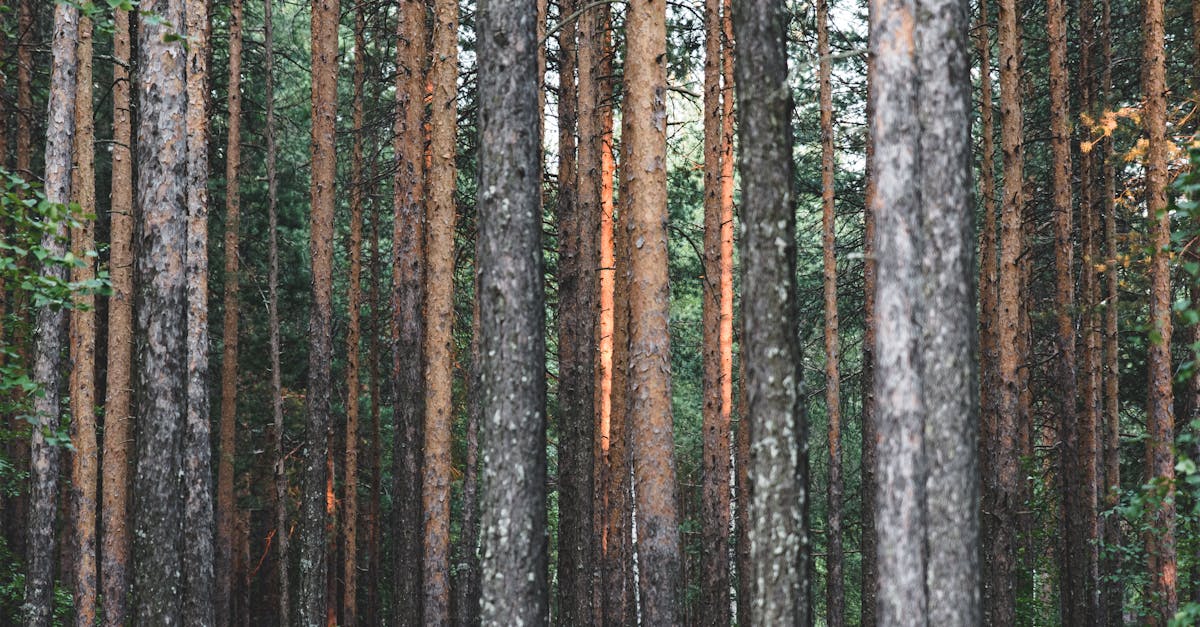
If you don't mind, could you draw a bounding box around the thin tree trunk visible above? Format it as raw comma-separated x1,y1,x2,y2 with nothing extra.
701,0,733,619
365,194,384,627
15,0,32,179
69,15,97,627
734,346,751,626
734,1,808,623
423,0,458,620
817,0,843,620
1142,0,1177,616
622,0,683,619
341,7,367,626
394,0,428,619
183,1,215,622
476,0,548,620
101,8,134,625
132,0,187,621
986,0,1023,616
860,9,878,623
23,4,77,624
216,2,245,622
555,0,596,619
265,0,289,618
299,0,340,621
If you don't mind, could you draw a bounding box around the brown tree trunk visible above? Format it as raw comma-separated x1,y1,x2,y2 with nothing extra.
183,1,216,622
817,0,843,621
101,8,134,625
299,0,340,621
365,196,384,627
555,0,596,619
423,0,458,619
985,0,1023,617
1143,0,1177,616
23,4,77,624
860,9,878,623
216,2,244,622
394,0,428,620
476,0,548,620
342,7,366,626
734,0,808,623
622,0,682,619
15,0,32,179
264,0,289,618
701,0,734,620
69,16,98,626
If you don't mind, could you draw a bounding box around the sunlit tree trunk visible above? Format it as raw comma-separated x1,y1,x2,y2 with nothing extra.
23,4,77,625
68,15,97,627
394,0,428,619
216,3,244,622
101,8,134,625
298,0,340,621
477,0,548,619
1142,0,1177,616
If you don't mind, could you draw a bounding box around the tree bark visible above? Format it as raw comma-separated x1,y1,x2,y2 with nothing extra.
216,2,244,622
69,15,97,627
299,0,340,622
341,8,367,625
365,194,384,627
734,1,808,623
622,0,683,620
101,8,134,625
423,0,458,620
985,0,1023,616
1142,0,1177,616
701,0,734,620
23,4,77,625
394,0,428,620
860,10,878,623
476,0,549,621
555,0,596,619
15,0,32,180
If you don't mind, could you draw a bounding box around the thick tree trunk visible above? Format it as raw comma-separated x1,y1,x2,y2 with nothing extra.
365,199,384,627
69,16,97,627
423,0,458,620
216,2,244,622
263,1,289,622
817,0,843,621
555,0,596,619
734,1,807,623
23,4,77,625
101,8,134,625
299,0,340,622
701,0,734,620
183,1,216,622
985,0,1023,617
476,0,549,620
454,272,482,627
1142,0,1177,617
394,0,428,620
342,7,367,626
622,0,683,620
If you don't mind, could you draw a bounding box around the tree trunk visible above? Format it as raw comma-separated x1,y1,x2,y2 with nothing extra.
623,0,683,620
860,10,878,624
299,0,340,622
101,7,134,625
15,0,32,179
986,0,1023,616
555,0,596,620
69,15,97,627
264,0,289,619
701,0,734,620
476,0,549,620
216,2,244,622
454,269,482,627
816,0,843,621
734,1,808,623
394,0,428,620
365,194,384,627
183,1,215,622
132,0,187,621
1142,0,1177,616
423,0,458,620
23,4,77,625
340,8,367,625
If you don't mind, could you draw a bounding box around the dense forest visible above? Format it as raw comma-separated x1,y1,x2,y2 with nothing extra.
0,0,1199,624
